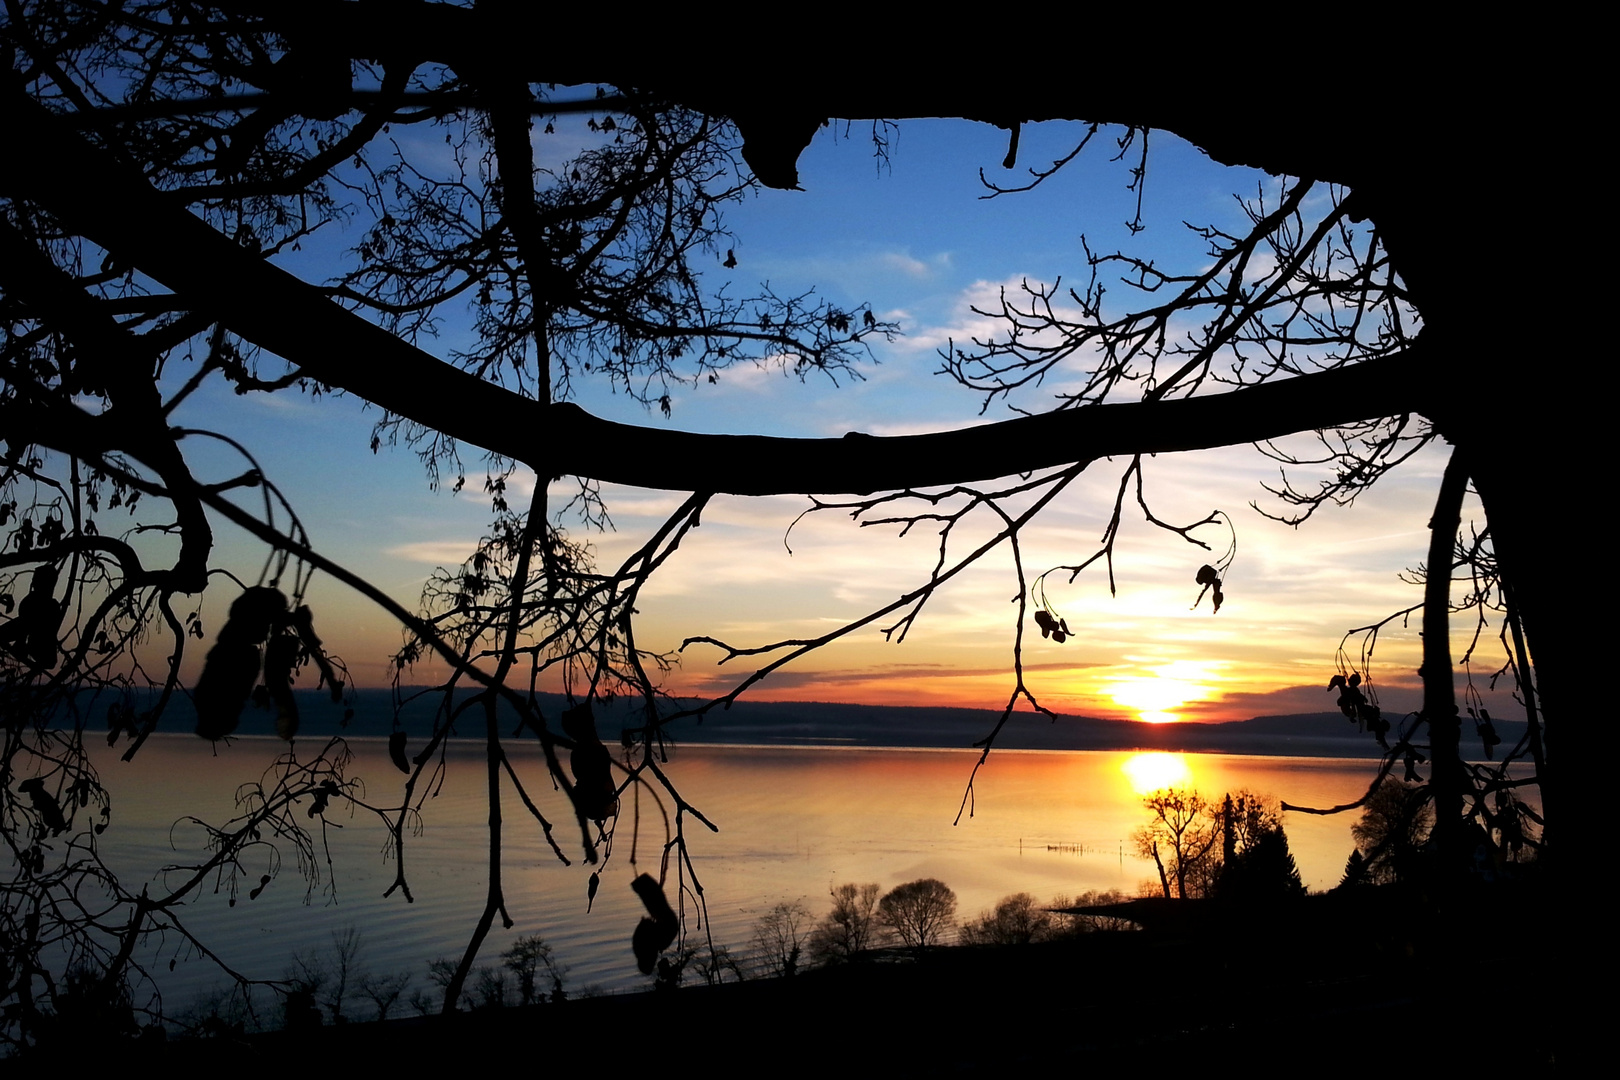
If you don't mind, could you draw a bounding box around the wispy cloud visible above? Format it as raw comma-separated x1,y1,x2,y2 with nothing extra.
879,250,953,279
383,539,482,565
894,276,1096,369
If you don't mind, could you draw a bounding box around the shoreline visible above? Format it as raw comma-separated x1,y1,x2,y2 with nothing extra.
71,687,1499,760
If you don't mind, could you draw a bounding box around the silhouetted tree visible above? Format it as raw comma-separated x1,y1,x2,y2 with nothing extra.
693,944,745,986
31,964,140,1054
1212,792,1304,900
1348,779,1435,886
1216,830,1306,901
359,970,412,1023
501,934,566,1006
0,3,1575,1048
1137,788,1301,900
322,926,365,1024
1135,789,1219,900
878,879,957,949
1049,889,1138,934
0,2,901,1038
471,966,508,1009
808,882,883,965
959,892,1054,946
425,957,474,1013
751,901,810,978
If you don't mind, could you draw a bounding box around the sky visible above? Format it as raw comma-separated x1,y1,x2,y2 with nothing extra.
165,115,1512,727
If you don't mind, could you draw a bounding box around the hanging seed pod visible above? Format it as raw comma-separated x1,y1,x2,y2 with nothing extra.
388,730,411,773
1476,709,1501,760
19,777,67,834
263,632,300,740
306,778,341,818
630,874,678,974
228,587,287,642
194,588,287,741
193,641,262,741
1192,565,1225,613
562,702,618,822
15,565,63,670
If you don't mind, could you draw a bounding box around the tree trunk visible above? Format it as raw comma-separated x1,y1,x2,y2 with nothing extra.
1421,447,1469,869
1467,431,1574,858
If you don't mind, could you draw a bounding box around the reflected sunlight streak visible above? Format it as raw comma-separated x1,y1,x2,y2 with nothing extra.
1120,752,1194,795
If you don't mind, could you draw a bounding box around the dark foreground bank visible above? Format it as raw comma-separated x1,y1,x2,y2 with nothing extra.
38,879,1564,1074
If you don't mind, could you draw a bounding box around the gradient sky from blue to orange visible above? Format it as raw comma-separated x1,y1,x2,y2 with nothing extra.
165,116,1516,726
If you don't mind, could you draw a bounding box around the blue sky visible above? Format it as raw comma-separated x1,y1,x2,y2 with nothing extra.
162,114,1507,726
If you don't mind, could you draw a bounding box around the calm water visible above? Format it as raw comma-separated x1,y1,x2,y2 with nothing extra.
79,735,1398,1011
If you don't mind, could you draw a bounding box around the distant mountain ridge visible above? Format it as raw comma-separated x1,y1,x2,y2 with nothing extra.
137,688,1526,760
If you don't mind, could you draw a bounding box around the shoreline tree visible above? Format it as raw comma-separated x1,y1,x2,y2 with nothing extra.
1135,789,1218,901
750,901,810,979
877,879,957,950
1345,779,1436,887
808,882,882,966
958,893,1054,946
1136,789,1304,900
0,1,1575,1050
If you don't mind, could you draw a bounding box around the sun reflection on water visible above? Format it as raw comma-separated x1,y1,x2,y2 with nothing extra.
1120,752,1194,795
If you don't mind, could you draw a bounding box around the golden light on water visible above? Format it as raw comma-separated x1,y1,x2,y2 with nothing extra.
1120,752,1194,795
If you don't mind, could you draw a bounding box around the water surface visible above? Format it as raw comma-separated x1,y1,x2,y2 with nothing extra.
81,736,1404,1009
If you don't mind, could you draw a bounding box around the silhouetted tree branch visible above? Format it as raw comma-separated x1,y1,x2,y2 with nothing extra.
0,3,1579,1051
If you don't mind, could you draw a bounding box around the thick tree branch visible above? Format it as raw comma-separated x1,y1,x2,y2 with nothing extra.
0,85,1434,497
209,1,1472,189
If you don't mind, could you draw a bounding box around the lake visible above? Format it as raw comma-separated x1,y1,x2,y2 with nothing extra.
83,735,1409,1014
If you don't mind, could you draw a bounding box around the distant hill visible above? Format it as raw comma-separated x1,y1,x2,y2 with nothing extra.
119,688,1524,760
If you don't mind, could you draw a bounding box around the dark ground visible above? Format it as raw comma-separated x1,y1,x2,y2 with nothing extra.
43,879,1565,1075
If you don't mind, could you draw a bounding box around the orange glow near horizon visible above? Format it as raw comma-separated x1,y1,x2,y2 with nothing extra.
1103,660,1221,724
1120,752,1194,795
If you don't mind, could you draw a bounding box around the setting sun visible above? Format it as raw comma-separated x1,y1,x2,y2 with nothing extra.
1105,661,1221,723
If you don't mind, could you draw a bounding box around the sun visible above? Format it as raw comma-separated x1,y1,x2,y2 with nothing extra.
1104,660,1220,723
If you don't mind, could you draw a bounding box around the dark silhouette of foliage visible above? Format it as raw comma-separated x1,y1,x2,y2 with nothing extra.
959,892,1055,946
1135,788,1219,900
285,925,366,1025
750,900,810,978
808,882,882,965
425,956,474,1013
878,878,957,949
30,963,141,1053
1137,788,1301,900
358,970,412,1023
0,3,1575,1051
1212,791,1304,900
692,943,745,986
1049,889,1139,934
1216,829,1305,901
501,934,566,1006
1347,779,1435,886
